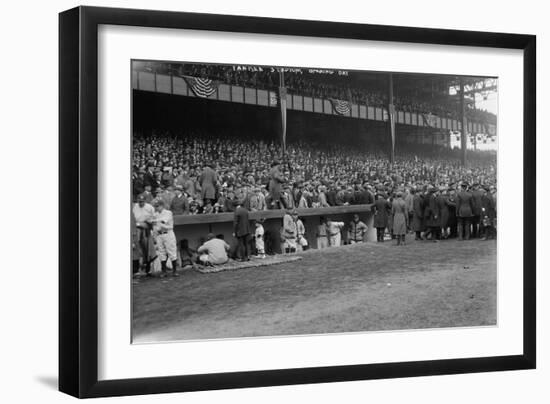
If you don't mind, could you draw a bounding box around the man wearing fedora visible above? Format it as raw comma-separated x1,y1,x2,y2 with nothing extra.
471,182,484,238
411,188,425,240
199,161,218,207
233,199,252,261
170,185,189,215
436,186,450,239
372,193,391,242
481,185,497,240
456,182,475,241
268,160,287,209
424,186,440,241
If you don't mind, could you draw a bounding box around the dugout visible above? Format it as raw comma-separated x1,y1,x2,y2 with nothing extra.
172,205,376,254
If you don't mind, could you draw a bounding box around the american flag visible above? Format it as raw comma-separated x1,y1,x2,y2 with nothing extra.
422,113,436,127
330,99,351,115
183,76,219,98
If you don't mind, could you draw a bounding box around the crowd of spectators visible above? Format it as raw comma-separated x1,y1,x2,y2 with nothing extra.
132,131,496,216
131,131,497,276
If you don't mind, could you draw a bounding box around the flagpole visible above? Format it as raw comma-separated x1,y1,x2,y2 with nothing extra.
459,77,467,166
388,73,395,165
279,70,287,158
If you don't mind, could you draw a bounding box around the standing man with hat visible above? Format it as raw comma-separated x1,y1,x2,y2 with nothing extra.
456,182,475,241
152,199,179,277
424,186,440,241
133,194,156,276
170,185,189,215
446,186,458,238
233,199,252,261
411,188,425,240
481,185,497,240
199,161,218,208
391,191,409,246
372,193,391,242
268,160,287,209
471,183,484,238
437,186,450,239
348,214,368,244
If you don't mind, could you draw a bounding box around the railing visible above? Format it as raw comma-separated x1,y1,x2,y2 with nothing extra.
173,204,374,225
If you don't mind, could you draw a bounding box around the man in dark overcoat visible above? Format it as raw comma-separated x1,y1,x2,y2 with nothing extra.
371,194,391,242
446,188,458,238
233,200,252,261
437,186,450,239
268,160,286,209
144,165,159,190
170,185,189,215
456,182,475,240
424,187,440,240
471,183,484,238
199,161,218,206
411,188,425,240
481,185,497,240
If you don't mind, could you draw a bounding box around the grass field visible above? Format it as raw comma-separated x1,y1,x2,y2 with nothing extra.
132,238,496,343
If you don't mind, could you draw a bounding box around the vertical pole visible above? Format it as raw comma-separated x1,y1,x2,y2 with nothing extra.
459,78,467,166
279,70,287,158
472,95,477,151
388,73,395,165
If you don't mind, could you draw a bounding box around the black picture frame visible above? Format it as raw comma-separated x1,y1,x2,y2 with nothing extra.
59,5,536,398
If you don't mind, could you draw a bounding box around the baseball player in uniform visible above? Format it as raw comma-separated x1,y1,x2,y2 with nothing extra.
152,200,178,277
282,210,297,253
326,217,345,247
293,211,308,251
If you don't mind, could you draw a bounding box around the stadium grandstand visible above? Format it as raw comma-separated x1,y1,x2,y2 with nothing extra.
131,61,498,340
131,61,497,255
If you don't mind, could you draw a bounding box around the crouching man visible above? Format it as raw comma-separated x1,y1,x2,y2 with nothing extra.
197,233,230,266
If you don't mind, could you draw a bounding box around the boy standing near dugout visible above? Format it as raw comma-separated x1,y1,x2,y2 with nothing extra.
255,218,266,258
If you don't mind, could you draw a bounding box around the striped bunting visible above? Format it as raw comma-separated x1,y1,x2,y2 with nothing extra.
329,98,351,115
183,76,219,98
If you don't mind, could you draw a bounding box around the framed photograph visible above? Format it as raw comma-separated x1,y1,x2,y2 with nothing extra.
59,6,536,398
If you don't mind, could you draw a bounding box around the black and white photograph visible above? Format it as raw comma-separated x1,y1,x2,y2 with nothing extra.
130,60,498,343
